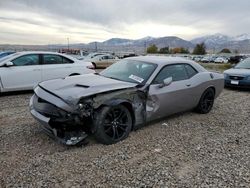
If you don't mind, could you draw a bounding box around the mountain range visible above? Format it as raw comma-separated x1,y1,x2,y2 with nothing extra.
60,33,250,53
1,33,250,53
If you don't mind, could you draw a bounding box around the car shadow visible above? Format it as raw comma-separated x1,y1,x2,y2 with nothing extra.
224,87,250,92
0,90,33,96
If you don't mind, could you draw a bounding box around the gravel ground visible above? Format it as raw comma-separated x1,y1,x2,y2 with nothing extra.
0,89,250,187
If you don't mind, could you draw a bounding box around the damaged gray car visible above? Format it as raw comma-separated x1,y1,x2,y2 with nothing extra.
30,56,224,145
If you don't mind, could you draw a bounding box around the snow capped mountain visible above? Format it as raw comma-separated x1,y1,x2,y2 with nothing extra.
232,33,250,41
191,33,250,52
102,38,134,46
191,33,231,48
98,36,193,48
137,36,155,42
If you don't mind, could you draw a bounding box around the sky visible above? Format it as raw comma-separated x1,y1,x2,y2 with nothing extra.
0,0,250,44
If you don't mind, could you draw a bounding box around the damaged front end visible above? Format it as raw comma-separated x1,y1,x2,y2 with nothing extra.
30,85,147,145
30,93,89,145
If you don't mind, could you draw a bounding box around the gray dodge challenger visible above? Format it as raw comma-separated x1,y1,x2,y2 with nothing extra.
30,56,224,145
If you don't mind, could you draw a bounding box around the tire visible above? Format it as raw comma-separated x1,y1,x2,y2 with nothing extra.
93,105,132,145
92,62,97,69
196,88,215,114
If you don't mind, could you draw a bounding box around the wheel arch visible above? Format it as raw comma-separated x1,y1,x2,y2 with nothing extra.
69,73,80,76
91,62,96,69
98,99,136,128
205,85,216,96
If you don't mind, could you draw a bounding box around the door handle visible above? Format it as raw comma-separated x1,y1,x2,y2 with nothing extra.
33,69,41,71
186,84,191,87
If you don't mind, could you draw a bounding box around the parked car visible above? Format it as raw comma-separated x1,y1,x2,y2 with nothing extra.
30,56,224,145
201,56,216,63
193,56,203,62
88,54,118,68
0,51,95,92
84,52,109,60
229,55,246,64
224,57,250,88
214,57,228,63
0,51,15,59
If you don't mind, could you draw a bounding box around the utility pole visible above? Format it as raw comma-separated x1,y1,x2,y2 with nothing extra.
95,42,97,52
67,37,69,51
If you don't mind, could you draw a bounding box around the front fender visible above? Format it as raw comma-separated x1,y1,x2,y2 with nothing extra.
102,98,132,107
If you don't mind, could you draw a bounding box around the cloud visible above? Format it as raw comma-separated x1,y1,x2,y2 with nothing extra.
0,0,250,44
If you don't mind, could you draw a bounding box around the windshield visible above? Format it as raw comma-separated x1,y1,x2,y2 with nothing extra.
85,53,106,59
0,52,19,63
235,58,250,69
100,59,157,84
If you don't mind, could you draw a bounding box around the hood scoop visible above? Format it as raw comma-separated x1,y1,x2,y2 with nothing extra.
75,84,90,88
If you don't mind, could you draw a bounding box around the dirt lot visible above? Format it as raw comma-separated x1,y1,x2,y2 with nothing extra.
0,89,250,187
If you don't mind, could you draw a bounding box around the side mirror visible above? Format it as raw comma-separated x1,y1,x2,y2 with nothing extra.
5,62,14,67
159,77,173,88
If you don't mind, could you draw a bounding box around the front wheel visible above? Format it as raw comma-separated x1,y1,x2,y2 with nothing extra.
93,105,132,145
196,88,215,114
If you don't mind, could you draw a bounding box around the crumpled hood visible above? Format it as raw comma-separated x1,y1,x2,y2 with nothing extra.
224,68,250,76
38,73,137,103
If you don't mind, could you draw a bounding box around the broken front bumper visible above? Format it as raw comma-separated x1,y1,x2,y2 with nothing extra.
29,87,88,145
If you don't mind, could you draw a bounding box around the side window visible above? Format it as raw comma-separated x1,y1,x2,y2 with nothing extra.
12,54,39,66
153,64,188,84
62,57,74,64
43,54,63,64
184,64,198,78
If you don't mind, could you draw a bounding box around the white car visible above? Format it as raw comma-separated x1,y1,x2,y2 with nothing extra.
214,57,228,63
83,52,108,60
86,54,118,68
0,51,95,92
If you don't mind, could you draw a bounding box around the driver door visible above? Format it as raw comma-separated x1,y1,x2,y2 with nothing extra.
146,64,194,121
0,54,42,91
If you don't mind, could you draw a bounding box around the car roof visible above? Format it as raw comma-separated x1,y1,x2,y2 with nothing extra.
0,51,77,65
96,54,112,57
126,55,207,72
10,51,63,55
126,56,193,65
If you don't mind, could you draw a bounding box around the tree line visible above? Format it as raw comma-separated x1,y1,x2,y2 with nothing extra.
147,43,233,55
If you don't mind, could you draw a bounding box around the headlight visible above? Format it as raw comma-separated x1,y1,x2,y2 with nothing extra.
223,73,228,79
78,103,84,109
78,100,93,117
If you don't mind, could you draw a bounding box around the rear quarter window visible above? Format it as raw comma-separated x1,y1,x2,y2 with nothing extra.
62,57,74,64
184,64,198,78
43,54,62,64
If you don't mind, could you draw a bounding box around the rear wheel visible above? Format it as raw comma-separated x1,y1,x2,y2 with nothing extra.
94,105,132,145
196,88,215,114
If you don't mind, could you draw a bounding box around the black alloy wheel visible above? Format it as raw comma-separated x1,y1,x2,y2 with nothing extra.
196,88,215,114
94,105,132,144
